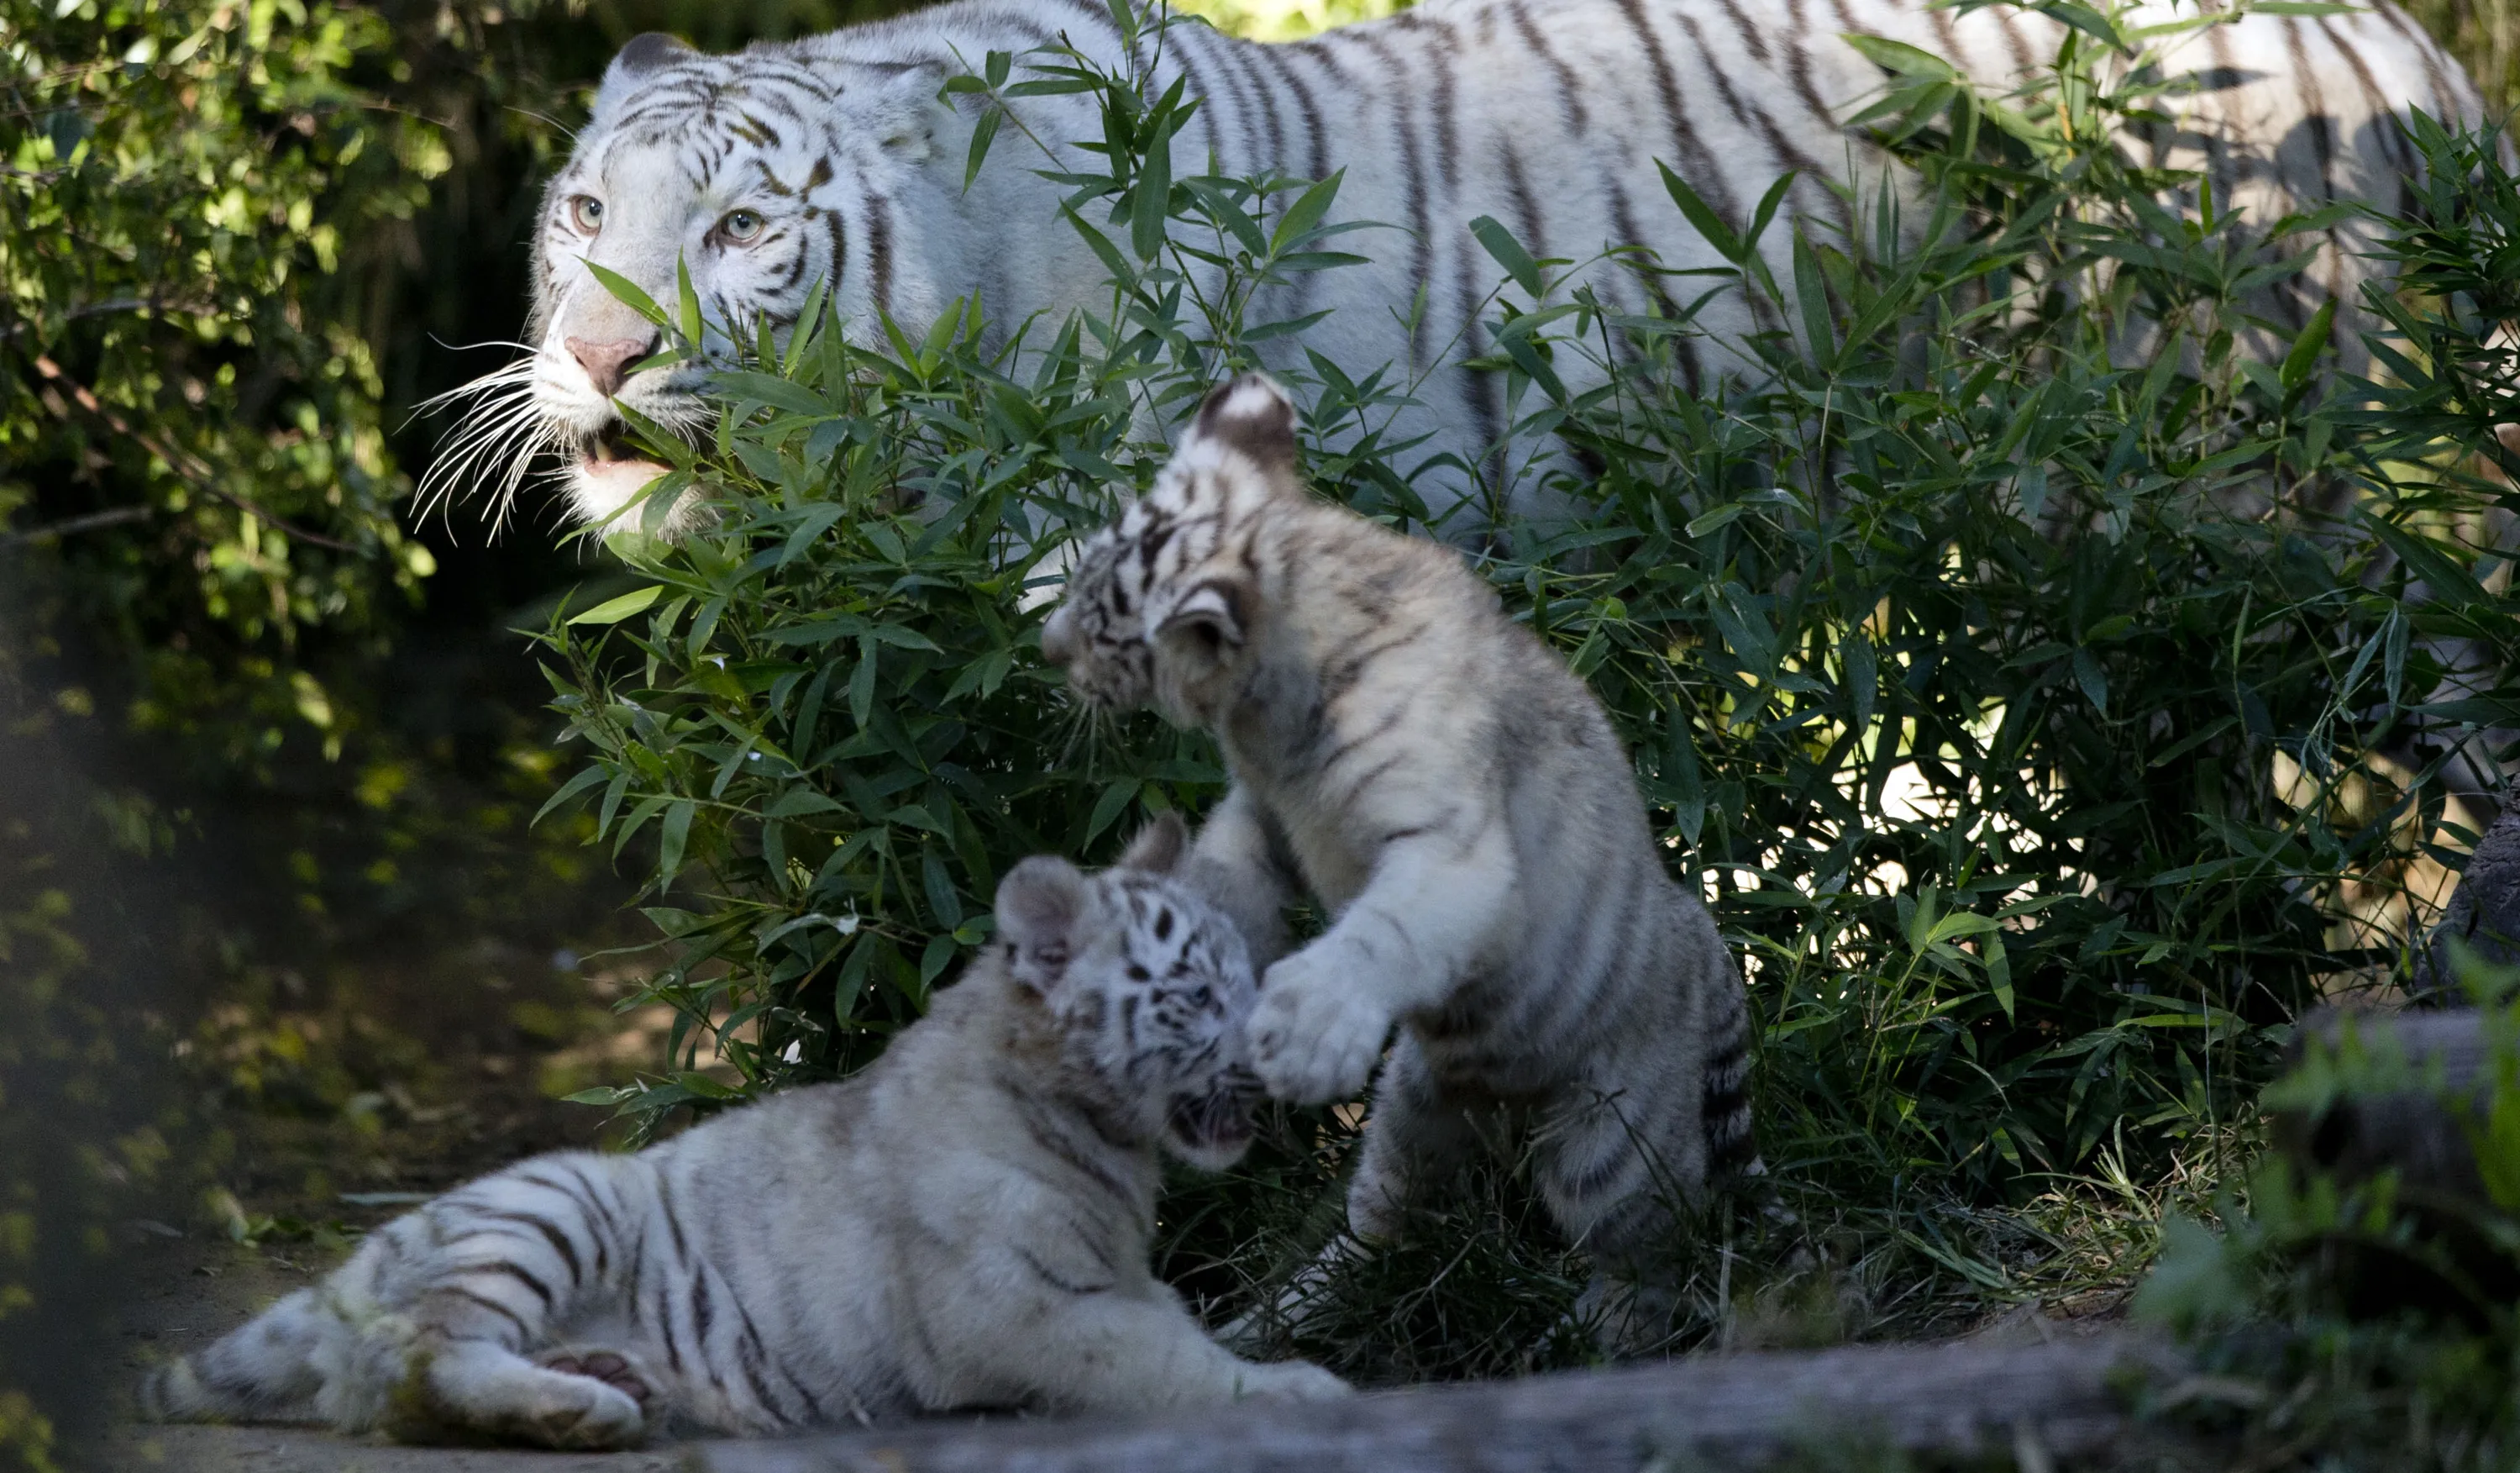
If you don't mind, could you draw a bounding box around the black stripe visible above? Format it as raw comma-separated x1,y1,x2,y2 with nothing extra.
1605,179,1704,397
1672,12,1843,230
471,1208,585,1286
1016,1245,1110,1295
1613,0,1740,228
1345,31,1432,360
1019,1102,1137,1204
2366,2,2457,113
2316,17,2417,181
1257,45,1329,187
440,1287,533,1343
1499,142,1547,277
734,1328,788,1425
866,193,895,324
1507,2,1588,136
475,1260,554,1308
1228,41,1286,176
1399,12,1463,194
820,208,846,299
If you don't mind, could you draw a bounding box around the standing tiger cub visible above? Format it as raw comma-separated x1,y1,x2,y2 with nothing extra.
138,818,1346,1448
1042,374,1756,1330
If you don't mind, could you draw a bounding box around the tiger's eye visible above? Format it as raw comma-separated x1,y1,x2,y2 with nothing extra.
720,208,765,245
569,195,605,234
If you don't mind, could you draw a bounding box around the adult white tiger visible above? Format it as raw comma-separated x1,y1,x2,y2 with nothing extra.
478,0,2483,531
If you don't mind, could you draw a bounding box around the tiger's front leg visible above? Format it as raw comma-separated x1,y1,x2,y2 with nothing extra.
1185,783,1298,968
1250,820,1516,1105
1013,1288,1352,1414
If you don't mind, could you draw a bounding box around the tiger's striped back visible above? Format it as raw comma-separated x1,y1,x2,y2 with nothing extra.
494,0,2482,534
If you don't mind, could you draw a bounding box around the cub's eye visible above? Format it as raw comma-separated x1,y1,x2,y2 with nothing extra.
1190,986,1212,1007
1126,964,1152,981
568,195,605,234
719,208,766,245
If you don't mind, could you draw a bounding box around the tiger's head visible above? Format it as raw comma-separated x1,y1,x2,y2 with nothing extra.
429,31,972,535
1040,373,1304,729
992,813,1267,1170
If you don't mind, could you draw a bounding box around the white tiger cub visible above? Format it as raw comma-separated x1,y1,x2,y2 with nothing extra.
460,0,2483,534
1039,374,1757,1319
138,818,1347,1449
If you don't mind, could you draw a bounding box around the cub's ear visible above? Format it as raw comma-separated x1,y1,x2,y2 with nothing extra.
1152,580,1249,661
593,34,694,124
1186,373,1299,472
995,855,1087,995
1116,812,1189,876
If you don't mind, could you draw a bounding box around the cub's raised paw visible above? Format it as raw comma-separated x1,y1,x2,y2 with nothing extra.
1239,1359,1352,1402
1252,948,1391,1104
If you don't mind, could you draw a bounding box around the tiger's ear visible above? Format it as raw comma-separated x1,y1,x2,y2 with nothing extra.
593,34,694,125
995,855,1087,996
1185,373,1299,474
1152,580,1249,662
869,62,956,165
1116,812,1189,876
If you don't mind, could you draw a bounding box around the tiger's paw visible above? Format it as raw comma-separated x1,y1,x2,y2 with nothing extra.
1251,947,1391,1104
1236,1359,1352,1402
537,1348,655,1411
521,1350,652,1449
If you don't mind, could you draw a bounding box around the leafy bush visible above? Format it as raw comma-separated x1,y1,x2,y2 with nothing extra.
538,0,2516,1377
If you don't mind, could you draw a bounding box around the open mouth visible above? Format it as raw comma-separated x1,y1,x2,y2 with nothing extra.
1168,1086,1259,1155
578,422,666,473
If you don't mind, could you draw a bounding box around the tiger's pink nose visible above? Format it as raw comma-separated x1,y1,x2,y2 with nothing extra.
565,335,654,397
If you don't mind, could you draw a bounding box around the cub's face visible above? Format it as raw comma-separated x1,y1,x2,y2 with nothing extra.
1040,374,1305,729
994,818,1265,1170
1039,506,1166,713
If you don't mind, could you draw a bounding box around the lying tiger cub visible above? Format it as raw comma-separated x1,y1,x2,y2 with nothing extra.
139,818,1346,1448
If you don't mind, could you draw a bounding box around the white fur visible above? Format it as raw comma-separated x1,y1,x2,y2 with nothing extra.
431,0,2482,532
139,829,1347,1446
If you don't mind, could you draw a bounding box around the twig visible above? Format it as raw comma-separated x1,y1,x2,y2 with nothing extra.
23,352,362,553
0,505,153,549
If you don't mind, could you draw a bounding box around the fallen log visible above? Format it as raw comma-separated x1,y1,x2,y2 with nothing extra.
691,1331,2174,1473
2273,1007,2499,1202
2412,799,2520,996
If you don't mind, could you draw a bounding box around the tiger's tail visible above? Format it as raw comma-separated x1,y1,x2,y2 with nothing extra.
138,1287,333,1423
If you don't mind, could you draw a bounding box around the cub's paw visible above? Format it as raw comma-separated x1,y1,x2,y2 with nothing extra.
537,1348,655,1411
519,1351,651,1450
1252,949,1391,1104
1237,1359,1353,1402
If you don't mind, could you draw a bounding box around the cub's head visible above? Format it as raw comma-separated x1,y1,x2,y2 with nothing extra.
992,814,1265,1169
1040,374,1304,728
431,31,969,534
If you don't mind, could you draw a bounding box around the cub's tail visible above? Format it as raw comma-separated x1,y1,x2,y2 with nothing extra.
138,1287,330,1423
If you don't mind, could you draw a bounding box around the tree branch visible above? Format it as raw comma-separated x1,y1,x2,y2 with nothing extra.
0,505,154,549
22,353,361,553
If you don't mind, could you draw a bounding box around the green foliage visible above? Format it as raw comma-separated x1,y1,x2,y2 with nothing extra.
533,0,2518,1376
2119,117,2520,1473
1,0,456,768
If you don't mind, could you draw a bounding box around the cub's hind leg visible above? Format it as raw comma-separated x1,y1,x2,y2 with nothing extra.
1347,1035,1486,1243
1230,1037,1483,1347
384,1159,655,1449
